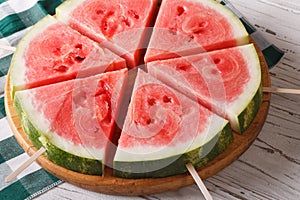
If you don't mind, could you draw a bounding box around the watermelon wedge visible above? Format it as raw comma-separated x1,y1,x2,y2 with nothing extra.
147,44,262,133
113,69,233,178
14,69,128,175
56,0,158,67
10,15,126,97
144,0,249,63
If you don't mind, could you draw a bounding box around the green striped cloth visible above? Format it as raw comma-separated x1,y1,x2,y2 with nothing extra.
219,0,284,68
0,1,64,199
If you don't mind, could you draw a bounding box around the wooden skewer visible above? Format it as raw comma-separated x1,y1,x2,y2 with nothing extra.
5,147,46,183
0,44,16,52
263,87,300,95
186,163,213,200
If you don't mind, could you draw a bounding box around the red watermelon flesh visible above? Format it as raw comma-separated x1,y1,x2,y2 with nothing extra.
14,68,127,160
144,0,249,62
147,44,261,133
10,15,126,96
56,0,158,67
114,69,229,174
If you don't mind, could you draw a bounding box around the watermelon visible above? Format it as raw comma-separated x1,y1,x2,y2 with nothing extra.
10,15,126,97
56,0,158,67
113,69,233,178
147,44,262,133
144,0,249,63
14,69,128,174
9,0,263,179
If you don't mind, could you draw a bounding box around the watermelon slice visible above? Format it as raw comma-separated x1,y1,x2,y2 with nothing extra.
10,15,126,97
14,69,128,175
147,44,262,133
144,0,249,63
113,69,233,178
56,0,158,67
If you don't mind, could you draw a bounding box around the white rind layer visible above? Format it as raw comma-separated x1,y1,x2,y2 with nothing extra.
226,44,261,131
114,69,229,162
15,90,104,160
10,15,57,93
193,0,249,45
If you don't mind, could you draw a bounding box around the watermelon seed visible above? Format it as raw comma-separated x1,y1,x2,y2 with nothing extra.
148,98,156,106
128,10,139,19
54,65,68,72
94,127,100,133
103,21,108,31
75,56,85,62
146,118,152,125
163,96,172,103
168,28,177,35
96,9,104,15
75,44,83,49
176,64,190,71
199,21,208,28
213,58,221,64
123,17,131,27
177,6,185,16
189,35,194,40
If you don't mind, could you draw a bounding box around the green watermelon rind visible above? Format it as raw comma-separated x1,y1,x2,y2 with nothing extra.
113,123,233,178
227,44,263,134
14,95,102,175
237,83,263,134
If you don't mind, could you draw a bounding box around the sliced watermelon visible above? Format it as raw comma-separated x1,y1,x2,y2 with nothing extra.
113,69,233,178
10,15,126,97
144,0,249,63
14,69,128,175
147,44,262,133
56,0,158,67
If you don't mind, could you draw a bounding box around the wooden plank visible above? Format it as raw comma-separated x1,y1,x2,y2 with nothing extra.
230,0,300,64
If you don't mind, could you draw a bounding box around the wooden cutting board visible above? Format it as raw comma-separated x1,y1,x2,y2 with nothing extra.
4,39,271,196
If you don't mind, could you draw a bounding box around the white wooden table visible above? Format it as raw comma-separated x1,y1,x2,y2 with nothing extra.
36,0,300,199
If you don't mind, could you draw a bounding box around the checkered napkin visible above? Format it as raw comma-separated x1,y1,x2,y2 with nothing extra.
0,1,64,199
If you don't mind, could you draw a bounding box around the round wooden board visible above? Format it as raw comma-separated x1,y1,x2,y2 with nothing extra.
4,40,271,196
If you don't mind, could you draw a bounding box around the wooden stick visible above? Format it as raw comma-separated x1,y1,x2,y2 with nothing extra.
0,44,16,52
5,147,46,183
186,163,213,200
263,87,300,95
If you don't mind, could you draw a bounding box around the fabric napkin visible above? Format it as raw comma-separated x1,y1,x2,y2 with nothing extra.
0,1,64,200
